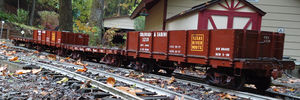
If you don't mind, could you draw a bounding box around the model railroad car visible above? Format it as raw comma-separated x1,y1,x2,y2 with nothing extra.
11,29,295,90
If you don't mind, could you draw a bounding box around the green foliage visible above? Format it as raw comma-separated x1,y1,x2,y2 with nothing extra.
104,0,141,18
16,9,29,24
0,9,29,24
11,22,39,30
134,16,145,31
72,0,93,22
128,0,145,31
37,0,92,23
73,20,99,46
38,11,59,29
37,0,59,9
0,11,17,22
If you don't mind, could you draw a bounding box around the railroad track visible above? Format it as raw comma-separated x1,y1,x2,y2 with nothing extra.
1,40,297,100
0,60,124,99
0,54,144,99
84,61,280,100
172,72,300,100
0,41,198,100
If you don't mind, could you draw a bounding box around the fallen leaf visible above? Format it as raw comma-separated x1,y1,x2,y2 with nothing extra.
9,57,18,61
168,76,176,85
39,55,46,59
108,70,115,73
160,83,165,88
137,73,144,78
15,70,31,74
32,68,42,74
60,59,65,62
33,89,38,94
144,78,157,81
116,86,142,96
65,57,71,60
42,76,48,80
134,89,143,93
158,69,165,73
167,86,177,90
107,77,116,86
244,84,256,89
288,88,295,92
1,70,6,76
0,65,8,72
273,88,280,92
75,60,86,66
11,51,16,55
76,65,87,72
180,69,185,74
56,77,69,84
33,51,39,54
41,91,48,96
47,54,56,60
1,41,6,44
125,71,137,77
224,94,238,100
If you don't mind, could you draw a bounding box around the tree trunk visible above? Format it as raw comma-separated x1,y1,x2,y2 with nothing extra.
117,0,121,16
59,0,73,32
89,0,104,45
0,0,4,11
29,0,36,26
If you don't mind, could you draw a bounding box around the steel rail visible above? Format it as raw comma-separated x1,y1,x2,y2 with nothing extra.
0,55,143,100
85,61,280,100
47,60,198,100
34,61,144,100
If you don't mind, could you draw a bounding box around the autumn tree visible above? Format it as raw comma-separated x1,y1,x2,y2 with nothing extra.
59,0,73,32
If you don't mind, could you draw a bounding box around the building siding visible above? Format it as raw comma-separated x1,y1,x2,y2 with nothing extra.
166,12,199,30
104,17,135,30
251,0,300,61
167,0,209,19
145,0,165,31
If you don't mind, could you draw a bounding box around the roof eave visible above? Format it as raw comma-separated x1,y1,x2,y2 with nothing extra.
240,0,266,16
130,0,160,19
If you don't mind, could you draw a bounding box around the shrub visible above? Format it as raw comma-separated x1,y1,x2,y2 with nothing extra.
16,9,29,24
0,11,17,22
38,11,59,30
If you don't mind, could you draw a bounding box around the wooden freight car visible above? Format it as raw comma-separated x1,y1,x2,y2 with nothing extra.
124,29,295,90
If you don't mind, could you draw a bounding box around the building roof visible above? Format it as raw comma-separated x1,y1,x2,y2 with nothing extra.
131,0,266,20
104,16,135,30
130,0,159,19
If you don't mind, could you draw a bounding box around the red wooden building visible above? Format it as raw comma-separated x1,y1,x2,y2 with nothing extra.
131,0,266,31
